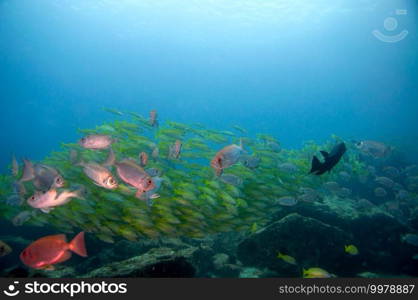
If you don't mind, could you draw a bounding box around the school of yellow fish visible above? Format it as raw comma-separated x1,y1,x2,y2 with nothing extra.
1,108,417,277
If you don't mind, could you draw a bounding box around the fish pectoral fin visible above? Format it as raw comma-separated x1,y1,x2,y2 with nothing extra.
135,189,144,198
150,193,160,199
40,207,52,213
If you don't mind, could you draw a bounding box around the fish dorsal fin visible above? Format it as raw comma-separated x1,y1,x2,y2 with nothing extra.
103,148,115,167
320,151,329,158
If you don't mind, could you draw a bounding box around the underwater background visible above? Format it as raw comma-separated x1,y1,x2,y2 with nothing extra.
0,0,418,278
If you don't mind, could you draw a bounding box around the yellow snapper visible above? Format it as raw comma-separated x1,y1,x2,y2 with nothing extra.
345,244,359,255
303,267,333,278
277,252,297,265
0,240,12,257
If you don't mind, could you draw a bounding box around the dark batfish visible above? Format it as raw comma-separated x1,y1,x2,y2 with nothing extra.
310,142,346,175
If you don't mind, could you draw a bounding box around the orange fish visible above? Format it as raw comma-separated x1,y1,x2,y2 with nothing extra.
20,232,87,270
169,140,182,159
211,141,243,176
139,152,148,167
149,110,158,127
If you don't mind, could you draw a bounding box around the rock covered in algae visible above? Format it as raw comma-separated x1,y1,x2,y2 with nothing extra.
272,196,410,275
81,247,198,278
237,213,350,277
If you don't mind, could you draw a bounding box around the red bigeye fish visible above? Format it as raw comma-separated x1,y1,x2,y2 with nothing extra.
211,141,244,176
149,110,158,127
33,164,65,190
75,149,118,190
168,140,182,159
115,159,155,198
78,162,118,189
78,134,115,150
19,160,65,190
139,152,148,167
20,232,87,270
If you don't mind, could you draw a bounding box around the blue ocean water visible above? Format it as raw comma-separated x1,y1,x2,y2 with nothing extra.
0,0,417,172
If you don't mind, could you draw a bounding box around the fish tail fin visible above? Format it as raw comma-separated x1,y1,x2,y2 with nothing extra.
69,150,78,164
11,154,19,177
103,148,115,167
74,186,86,200
14,181,26,196
20,159,35,182
69,232,87,257
72,151,86,167
310,156,322,174
239,138,248,153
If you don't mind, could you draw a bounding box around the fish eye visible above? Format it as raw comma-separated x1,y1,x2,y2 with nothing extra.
30,196,35,200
